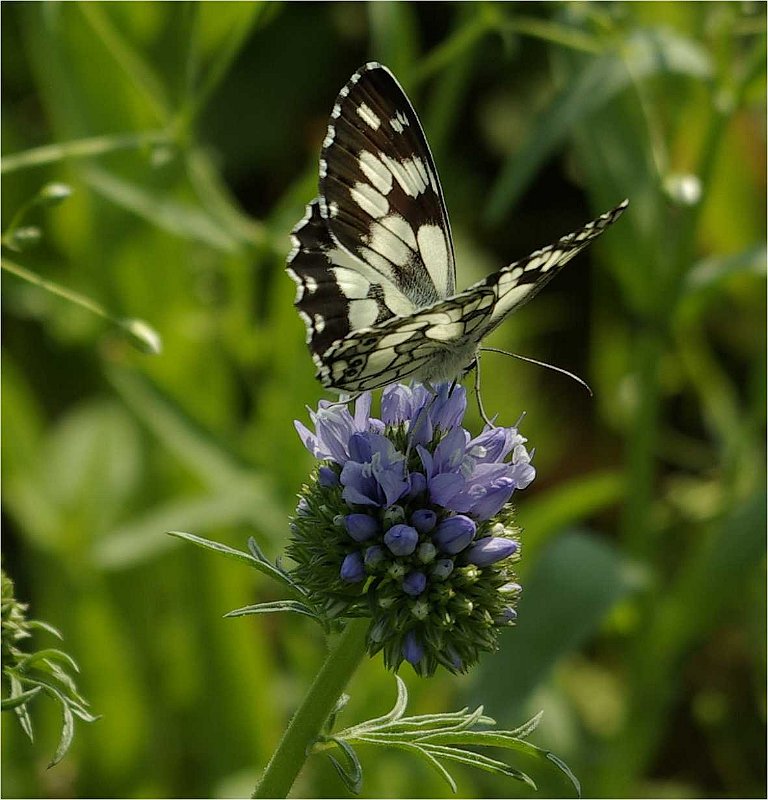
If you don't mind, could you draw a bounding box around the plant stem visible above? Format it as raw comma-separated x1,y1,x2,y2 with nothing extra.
252,618,369,799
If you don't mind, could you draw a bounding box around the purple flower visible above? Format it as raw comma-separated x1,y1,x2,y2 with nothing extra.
411,509,437,533
295,394,373,464
447,464,517,520
340,433,409,508
403,630,424,665
465,537,518,567
402,571,427,596
345,514,379,542
428,382,467,431
340,552,365,583
433,515,476,554
292,381,535,676
384,524,418,556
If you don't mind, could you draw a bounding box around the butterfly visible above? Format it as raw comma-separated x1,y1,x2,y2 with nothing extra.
287,62,627,394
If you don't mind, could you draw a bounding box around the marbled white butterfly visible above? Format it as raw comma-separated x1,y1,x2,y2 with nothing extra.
287,62,627,394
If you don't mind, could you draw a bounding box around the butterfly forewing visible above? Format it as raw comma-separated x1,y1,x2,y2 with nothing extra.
319,62,456,307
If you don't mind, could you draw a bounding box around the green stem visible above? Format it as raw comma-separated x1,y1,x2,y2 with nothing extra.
252,618,370,799
1,131,171,174
1,257,118,323
1,258,161,355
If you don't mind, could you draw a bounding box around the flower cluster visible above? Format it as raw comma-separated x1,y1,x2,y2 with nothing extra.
288,383,535,676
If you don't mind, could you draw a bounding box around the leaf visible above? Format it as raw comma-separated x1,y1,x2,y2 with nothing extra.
16,648,79,674
46,687,75,768
386,741,458,793
167,531,298,594
9,675,35,740
420,743,537,789
1,684,43,710
224,600,319,621
325,737,363,795
416,730,581,795
507,710,543,740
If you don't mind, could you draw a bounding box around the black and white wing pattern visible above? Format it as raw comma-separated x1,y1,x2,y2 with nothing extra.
287,62,628,394
318,201,628,392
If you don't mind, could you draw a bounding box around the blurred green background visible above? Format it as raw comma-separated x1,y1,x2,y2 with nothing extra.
2,2,765,798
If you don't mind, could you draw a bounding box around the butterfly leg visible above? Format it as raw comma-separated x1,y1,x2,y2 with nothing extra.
471,355,495,428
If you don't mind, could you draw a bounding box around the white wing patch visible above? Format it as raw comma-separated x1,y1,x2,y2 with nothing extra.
417,224,450,296
358,151,393,195
350,182,389,218
357,102,381,130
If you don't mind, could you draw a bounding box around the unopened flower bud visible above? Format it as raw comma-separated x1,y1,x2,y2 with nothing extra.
345,513,379,542
403,630,424,664
465,537,518,567
433,515,476,554
340,552,365,583
403,571,427,596
384,524,418,556
318,466,339,487
411,508,437,533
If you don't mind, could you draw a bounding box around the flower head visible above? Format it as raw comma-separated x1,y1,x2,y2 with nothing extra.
288,383,534,676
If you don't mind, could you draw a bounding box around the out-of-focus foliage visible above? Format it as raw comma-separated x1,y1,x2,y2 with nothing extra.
2,2,764,798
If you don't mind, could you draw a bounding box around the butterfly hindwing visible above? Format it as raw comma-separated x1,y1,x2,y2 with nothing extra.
319,62,456,307
316,201,628,393
287,198,418,359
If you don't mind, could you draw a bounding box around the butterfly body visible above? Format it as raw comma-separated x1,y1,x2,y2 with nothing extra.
287,62,627,394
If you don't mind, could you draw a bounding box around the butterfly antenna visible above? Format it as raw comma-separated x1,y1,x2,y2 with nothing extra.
479,347,593,396
472,355,495,428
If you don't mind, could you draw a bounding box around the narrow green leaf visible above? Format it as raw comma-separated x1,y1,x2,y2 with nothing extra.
25,620,63,639
167,530,297,592
507,710,543,740
1,131,171,174
326,737,363,795
47,689,75,768
418,731,581,796
9,675,35,740
377,709,496,732
368,675,408,727
225,600,319,621
16,648,79,674
545,751,582,798
1,685,42,710
2,258,158,356
167,530,258,566
386,741,457,793
421,743,537,789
